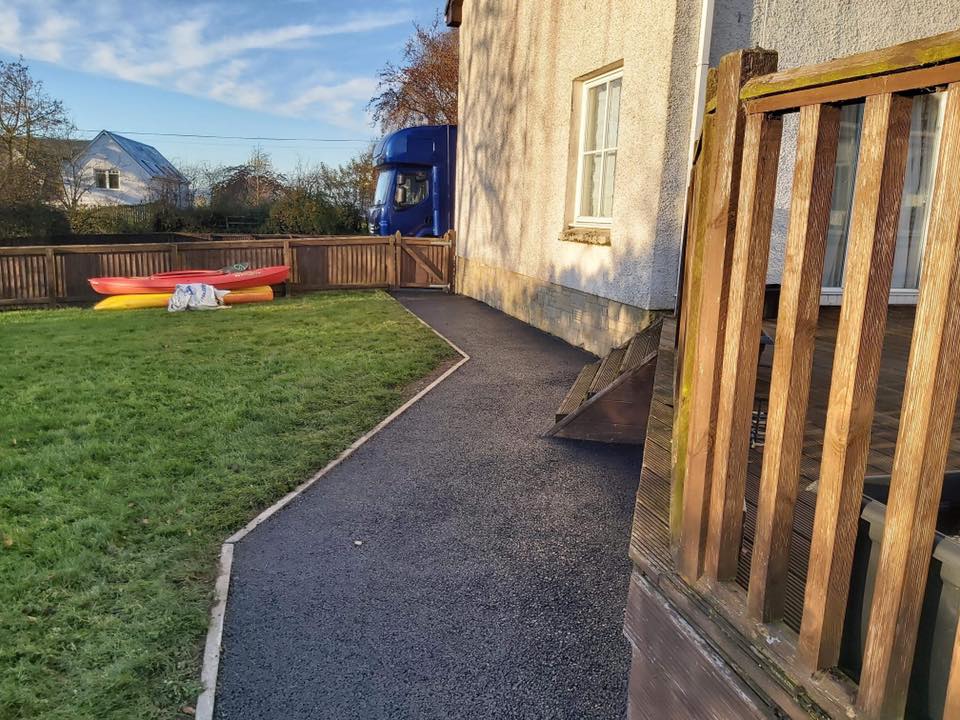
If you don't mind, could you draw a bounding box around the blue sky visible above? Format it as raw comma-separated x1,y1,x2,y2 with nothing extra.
0,0,443,173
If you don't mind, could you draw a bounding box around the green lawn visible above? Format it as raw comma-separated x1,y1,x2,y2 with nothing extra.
0,291,454,720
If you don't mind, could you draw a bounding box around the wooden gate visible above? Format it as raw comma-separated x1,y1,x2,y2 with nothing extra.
395,233,455,289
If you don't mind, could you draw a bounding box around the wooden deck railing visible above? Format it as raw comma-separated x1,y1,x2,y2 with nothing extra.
0,232,455,306
672,29,960,719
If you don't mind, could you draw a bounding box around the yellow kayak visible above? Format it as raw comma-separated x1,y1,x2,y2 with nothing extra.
94,285,274,311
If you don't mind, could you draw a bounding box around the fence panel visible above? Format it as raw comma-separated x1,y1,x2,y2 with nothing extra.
0,234,453,307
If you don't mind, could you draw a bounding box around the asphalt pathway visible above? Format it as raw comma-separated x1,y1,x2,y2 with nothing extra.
214,291,640,719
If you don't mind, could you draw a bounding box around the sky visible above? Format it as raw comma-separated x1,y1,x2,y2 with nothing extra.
0,0,443,173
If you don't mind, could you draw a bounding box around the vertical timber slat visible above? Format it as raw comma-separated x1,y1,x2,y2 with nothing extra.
797,92,912,671
672,106,717,552
704,111,783,580
680,48,777,582
858,83,960,719
747,103,841,621
44,248,56,304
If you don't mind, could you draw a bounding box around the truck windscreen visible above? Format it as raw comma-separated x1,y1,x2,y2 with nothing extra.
373,169,394,206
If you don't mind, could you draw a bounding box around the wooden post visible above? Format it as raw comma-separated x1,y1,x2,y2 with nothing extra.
169,243,179,271
703,111,783,581
797,92,912,671
282,239,293,296
671,101,717,553
446,229,457,293
747,103,841,620
679,47,777,582
387,232,398,288
857,83,960,719
44,247,56,305
394,231,402,288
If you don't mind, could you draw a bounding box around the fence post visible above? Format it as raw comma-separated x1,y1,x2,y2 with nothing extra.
282,239,293,297
446,229,456,293
44,248,57,306
390,232,402,288
169,243,179,271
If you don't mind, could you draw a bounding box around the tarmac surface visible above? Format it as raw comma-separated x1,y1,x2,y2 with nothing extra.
214,291,640,719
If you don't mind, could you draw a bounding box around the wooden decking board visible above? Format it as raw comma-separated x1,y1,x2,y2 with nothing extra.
621,320,663,373
628,307,960,652
555,361,599,420
629,319,676,580
589,346,627,396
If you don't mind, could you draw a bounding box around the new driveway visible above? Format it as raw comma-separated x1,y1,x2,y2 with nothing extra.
214,291,640,719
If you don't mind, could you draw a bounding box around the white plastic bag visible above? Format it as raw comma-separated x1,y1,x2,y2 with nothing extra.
167,283,231,312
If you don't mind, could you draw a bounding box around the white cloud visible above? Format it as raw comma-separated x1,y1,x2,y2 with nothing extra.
0,8,21,50
0,2,411,128
280,77,378,122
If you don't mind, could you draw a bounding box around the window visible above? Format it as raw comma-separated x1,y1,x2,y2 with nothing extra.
823,92,946,294
575,69,622,224
395,170,429,209
94,169,120,190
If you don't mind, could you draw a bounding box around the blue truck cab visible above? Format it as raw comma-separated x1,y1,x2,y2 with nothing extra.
367,125,456,237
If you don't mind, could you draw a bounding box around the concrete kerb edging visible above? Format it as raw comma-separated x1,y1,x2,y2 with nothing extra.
194,298,470,720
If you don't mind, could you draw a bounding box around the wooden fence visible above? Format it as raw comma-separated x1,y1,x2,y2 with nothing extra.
0,232,455,307
672,30,960,719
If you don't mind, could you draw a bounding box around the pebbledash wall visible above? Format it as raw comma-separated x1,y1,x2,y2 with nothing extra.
711,0,957,293
453,0,953,356
453,0,702,356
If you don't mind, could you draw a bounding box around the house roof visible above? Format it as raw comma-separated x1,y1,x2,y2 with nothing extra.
87,130,188,182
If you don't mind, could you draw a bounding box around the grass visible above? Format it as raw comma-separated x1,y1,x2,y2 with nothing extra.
0,291,455,720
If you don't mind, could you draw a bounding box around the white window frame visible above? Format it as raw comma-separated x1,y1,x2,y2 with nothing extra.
573,68,622,227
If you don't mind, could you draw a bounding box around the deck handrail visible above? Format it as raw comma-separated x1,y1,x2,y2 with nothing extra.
673,28,960,720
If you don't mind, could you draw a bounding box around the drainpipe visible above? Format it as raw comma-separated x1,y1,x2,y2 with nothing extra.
688,0,715,170
675,0,715,315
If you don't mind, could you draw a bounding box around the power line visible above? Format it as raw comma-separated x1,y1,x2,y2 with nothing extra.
76,129,373,143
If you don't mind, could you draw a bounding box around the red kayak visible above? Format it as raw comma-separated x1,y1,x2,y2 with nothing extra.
89,266,290,295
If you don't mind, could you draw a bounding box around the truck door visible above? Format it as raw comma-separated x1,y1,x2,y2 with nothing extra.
393,168,433,236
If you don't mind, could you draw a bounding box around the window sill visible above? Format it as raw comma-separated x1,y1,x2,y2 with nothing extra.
558,226,611,246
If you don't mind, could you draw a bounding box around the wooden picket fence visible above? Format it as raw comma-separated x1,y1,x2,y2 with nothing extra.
0,232,455,307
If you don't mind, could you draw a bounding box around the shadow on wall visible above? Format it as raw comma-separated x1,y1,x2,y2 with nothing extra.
457,0,687,319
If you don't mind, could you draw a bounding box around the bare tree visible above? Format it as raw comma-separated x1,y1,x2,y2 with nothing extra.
0,57,71,203
210,147,285,208
175,160,231,206
57,145,91,212
368,17,458,132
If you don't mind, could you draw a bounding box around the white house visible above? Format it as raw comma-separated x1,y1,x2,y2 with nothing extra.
65,130,191,208
448,0,954,354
